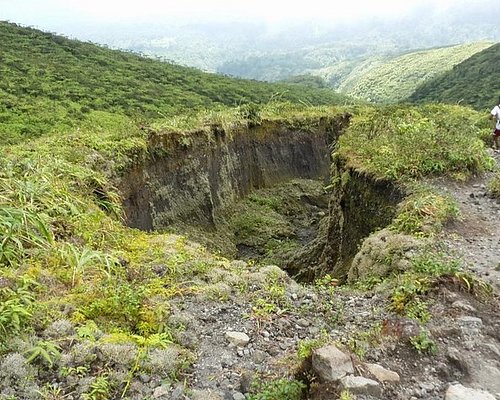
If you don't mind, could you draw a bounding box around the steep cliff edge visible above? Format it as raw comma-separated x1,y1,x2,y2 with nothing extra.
120,113,405,282
120,116,348,231
285,160,405,281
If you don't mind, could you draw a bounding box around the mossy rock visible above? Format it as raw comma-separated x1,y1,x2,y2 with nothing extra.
347,229,423,283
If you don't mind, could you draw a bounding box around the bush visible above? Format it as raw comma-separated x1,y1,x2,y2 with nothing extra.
337,104,494,181
248,378,306,400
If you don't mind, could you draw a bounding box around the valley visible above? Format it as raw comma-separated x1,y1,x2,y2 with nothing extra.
0,17,500,400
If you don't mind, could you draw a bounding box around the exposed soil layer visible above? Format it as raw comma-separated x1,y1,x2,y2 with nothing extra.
120,117,349,231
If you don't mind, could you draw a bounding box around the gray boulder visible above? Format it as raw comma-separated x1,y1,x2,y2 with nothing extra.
445,384,495,400
339,375,382,397
312,345,354,382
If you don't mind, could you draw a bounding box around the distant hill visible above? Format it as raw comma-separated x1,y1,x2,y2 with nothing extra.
221,43,492,104
333,43,493,103
409,42,500,110
0,22,347,145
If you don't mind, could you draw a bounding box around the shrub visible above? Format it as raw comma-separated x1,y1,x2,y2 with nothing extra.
248,378,306,400
337,104,494,181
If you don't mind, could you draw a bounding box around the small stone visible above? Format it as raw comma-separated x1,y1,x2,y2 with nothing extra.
191,390,225,400
233,392,245,400
365,363,400,382
171,384,185,400
482,343,500,359
251,349,266,364
451,301,476,313
239,370,253,393
312,345,354,382
226,331,250,347
297,318,311,327
457,316,483,335
445,384,496,400
339,375,382,397
153,384,171,399
309,326,320,335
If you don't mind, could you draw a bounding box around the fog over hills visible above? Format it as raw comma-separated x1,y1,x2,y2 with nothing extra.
2,0,499,105
2,0,498,78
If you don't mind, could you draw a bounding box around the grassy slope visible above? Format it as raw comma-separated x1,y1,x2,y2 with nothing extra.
0,20,497,400
0,100,495,397
409,42,500,110
335,42,493,103
0,22,349,145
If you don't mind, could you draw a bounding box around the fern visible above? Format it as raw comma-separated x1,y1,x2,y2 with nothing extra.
24,340,61,368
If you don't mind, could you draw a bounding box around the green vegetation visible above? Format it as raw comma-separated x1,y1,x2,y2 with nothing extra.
340,390,355,400
0,20,498,399
488,171,500,198
391,186,459,237
409,43,500,110
336,104,493,181
0,21,349,145
248,378,306,400
221,42,491,104
337,43,492,103
409,330,437,355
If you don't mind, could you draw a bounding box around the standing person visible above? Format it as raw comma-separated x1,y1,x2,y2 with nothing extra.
491,97,500,151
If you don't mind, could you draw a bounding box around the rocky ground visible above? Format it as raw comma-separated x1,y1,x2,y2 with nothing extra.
4,156,498,400
437,149,500,289
153,152,500,400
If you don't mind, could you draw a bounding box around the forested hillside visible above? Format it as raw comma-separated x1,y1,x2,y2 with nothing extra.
409,42,500,110
333,42,493,103
0,22,348,145
220,43,491,104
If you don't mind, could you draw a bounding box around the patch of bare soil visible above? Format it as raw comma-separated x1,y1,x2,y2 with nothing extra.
436,150,500,289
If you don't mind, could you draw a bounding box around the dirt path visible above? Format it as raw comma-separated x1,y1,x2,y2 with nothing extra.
437,150,500,289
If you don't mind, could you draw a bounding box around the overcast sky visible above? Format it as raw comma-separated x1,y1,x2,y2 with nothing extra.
1,0,460,27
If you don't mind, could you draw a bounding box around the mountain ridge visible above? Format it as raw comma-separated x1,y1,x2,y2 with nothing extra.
0,21,348,145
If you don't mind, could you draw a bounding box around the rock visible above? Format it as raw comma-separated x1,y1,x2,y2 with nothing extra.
225,331,250,347
445,384,496,400
233,392,245,400
482,343,500,360
457,316,483,336
170,384,185,400
191,390,225,400
153,384,171,399
469,364,500,393
451,300,476,313
365,363,400,382
297,318,311,327
339,375,382,397
251,349,267,364
239,370,254,393
312,345,354,382
347,229,421,282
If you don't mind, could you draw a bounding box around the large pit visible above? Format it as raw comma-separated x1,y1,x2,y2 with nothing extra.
119,115,404,280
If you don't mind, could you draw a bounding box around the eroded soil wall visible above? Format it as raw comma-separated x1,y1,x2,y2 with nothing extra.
120,117,348,231
120,114,403,282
